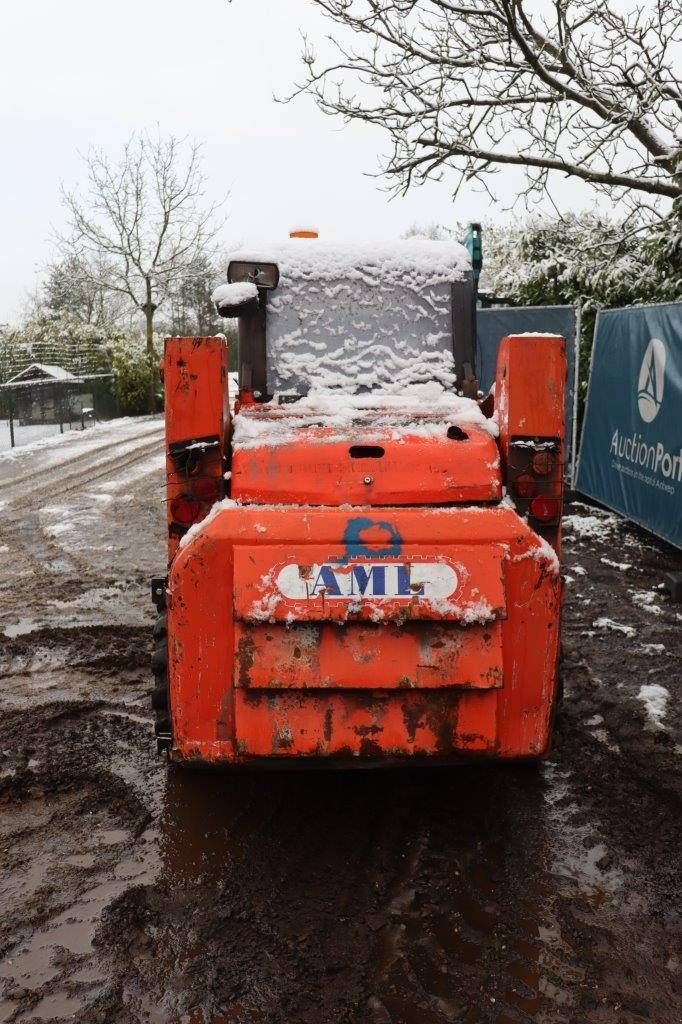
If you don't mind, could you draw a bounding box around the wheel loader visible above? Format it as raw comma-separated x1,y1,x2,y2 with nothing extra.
151,233,566,766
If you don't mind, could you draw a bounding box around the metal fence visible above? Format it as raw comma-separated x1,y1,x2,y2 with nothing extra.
0,373,116,452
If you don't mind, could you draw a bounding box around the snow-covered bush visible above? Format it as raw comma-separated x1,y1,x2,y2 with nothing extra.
111,336,161,416
481,206,681,401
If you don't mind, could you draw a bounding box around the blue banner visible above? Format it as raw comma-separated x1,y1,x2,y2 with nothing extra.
576,303,682,549
477,306,578,482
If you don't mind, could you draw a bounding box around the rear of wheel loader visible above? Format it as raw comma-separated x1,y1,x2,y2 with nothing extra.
152,241,566,766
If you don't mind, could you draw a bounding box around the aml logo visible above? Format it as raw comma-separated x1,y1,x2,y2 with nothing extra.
276,561,458,601
637,338,666,424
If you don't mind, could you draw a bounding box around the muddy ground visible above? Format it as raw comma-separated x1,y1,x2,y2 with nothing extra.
0,419,679,1024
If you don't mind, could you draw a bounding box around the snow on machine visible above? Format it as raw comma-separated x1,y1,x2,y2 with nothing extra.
151,233,566,765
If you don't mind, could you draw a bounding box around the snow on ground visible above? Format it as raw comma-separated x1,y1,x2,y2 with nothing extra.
92,453,165,492
47,585,144,628
637,683,670,730
0,419,63,454
601,557,632,571
630,590,663,615
3,618,41,638
592,616,637,637
0,415,161,463
563,512,620,541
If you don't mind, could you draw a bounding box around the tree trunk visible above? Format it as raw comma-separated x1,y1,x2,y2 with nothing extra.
143,278,157,415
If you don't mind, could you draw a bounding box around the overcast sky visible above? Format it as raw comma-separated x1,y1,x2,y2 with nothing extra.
0,0,597,320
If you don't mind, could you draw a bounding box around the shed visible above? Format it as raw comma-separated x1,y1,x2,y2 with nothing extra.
1,363,83,425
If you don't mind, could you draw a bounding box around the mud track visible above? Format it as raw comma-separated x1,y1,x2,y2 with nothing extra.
0,424,164,509
0,422,680,1024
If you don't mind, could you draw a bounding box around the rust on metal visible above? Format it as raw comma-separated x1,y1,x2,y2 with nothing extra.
162,333,566,766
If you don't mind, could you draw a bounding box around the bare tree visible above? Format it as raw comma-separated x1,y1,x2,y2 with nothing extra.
290,1,681,210
42,253,128,329
60,132,222,411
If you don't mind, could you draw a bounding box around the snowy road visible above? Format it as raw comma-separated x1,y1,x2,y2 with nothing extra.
0,419,680,1024
0,421,63,455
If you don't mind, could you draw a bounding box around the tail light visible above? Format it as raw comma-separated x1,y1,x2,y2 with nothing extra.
191,475,222,501
168,435,225,533
529,495,561,523
170,496,202,526
531,450,556,476
514,474,537,500
507,436,563,544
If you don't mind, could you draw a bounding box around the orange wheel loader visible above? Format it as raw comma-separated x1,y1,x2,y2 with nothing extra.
151,238,566,766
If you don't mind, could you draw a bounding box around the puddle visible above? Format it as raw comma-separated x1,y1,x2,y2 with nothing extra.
0,941,61,988
65,854,97,869
0,768,160,1023
29,991,86,1020
90,827,130,847
0,1001,17,1024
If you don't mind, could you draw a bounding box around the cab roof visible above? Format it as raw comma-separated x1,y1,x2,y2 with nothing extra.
227,239,471,284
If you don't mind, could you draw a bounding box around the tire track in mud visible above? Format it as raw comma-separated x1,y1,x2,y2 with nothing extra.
0,430,165,627
0,624,151,680
98,771,400,1024
356,769,554,1024
84,770,585,1024
0,700,161,1024
353,762,678,1024
19,744,675,1024
0,711,679,1024
0,424,164,507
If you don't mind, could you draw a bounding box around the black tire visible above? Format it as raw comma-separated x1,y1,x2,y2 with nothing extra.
151,611,171,754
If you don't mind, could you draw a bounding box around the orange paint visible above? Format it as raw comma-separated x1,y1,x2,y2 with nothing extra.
232,422,501,506
163,336,230,561
160,334,566,765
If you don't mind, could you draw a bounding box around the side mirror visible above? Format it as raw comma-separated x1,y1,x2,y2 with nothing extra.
228,260,279,290
212,281,259,318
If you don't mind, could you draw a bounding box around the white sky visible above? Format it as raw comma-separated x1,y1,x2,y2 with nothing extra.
0,0,597,321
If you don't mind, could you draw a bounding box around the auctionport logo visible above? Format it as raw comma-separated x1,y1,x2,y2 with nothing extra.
637,338,666,423
608,335,680,491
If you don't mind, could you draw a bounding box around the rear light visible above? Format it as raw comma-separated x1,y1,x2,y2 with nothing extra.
167,435,224,534
531,451,556,476
506,435,562,552
515,474,537,499
529,496,560,523
170,496,202,526
192,476,221,500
